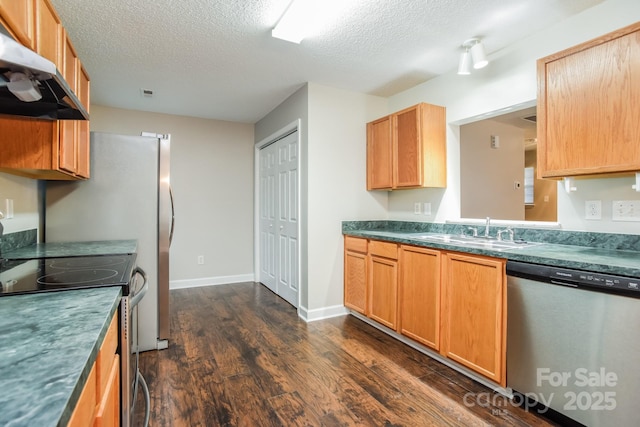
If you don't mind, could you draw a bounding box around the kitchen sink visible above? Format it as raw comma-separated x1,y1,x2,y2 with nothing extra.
405,233,542,251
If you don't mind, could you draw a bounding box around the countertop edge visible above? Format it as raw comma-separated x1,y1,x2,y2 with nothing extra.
58,288,122,426
343,230,640,278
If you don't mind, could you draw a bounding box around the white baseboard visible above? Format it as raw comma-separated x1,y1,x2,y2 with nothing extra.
298,304,349,322
170,274,255,290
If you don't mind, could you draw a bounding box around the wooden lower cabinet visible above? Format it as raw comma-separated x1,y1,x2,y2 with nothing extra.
367,240,398,330
441,252,506,386
68,311,120,426
344,236,368,314
343,236,507,386
398,245,441,351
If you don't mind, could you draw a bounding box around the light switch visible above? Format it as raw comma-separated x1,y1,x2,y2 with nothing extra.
612,200,640,221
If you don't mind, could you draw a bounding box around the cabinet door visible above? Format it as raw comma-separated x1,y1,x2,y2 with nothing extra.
35,0,62,68
76,62,91,178
394,105,421,187
0,0,34,48
95,354,120,427
442,252,506,385
368,255,397,330
366,116,393,190
394,103,447,188
398,245,441,350
58,29,78,174
67,363,97,427
344,249,367,314
537,22,640,178
59,119,76,173
368,240,398,330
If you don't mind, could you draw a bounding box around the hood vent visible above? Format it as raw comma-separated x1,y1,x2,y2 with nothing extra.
521,114,537,124
0,30,88,120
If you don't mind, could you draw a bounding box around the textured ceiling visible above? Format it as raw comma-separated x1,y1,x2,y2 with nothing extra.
49,0,603,123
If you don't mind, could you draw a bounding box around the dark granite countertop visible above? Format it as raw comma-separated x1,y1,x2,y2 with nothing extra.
3,240,138,259
0,287,122,426
343,221,640,278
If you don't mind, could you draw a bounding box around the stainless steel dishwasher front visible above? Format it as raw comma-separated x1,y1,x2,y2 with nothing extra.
506,261,640,427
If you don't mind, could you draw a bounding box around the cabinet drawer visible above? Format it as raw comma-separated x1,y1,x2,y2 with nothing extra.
369,240,398,259
344,236,368,253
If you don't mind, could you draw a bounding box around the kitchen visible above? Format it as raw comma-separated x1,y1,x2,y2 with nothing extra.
1,0,640,426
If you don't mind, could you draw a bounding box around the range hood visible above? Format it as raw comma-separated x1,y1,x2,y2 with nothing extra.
0,29,88,120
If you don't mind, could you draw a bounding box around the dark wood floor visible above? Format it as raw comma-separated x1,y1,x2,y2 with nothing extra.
135,282,558,427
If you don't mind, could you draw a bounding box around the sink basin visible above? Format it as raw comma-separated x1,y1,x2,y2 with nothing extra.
405,233,541,252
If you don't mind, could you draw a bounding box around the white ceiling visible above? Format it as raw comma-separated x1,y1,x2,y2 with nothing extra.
50,0,603,123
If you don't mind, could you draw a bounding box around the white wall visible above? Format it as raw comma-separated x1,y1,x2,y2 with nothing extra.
255,85,311,306
0,172,40,235
386,0,640,233
306,83,388,312
255,83,388,316
90,106,255,286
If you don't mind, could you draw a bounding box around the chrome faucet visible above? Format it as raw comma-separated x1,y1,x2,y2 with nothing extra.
484,217,491,238
497,226,515,242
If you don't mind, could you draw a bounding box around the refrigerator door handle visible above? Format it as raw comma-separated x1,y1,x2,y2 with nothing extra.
169,186,175,247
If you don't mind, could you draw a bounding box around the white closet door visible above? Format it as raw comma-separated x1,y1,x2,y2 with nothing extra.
275,132,299,306
259,142,277,292
258,130,299,307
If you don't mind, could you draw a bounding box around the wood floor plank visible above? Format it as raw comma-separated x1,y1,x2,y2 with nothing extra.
136,283,562,426
224,373,281,426
268,391,324,427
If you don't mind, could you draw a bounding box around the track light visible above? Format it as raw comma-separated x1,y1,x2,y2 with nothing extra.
458,38,489,75
457,50,471,75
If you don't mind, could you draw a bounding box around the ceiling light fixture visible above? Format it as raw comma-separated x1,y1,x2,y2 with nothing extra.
458,38,489,75
271,0,353,44
272,0,316,43
457,50,471,75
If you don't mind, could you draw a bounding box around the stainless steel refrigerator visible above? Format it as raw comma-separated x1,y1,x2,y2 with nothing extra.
45,131,173,352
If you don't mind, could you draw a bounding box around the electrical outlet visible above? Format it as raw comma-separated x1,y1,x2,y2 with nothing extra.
414,202,421,214
197,255,205,265
612,200,640,221
423,202,431,216
585,200,602,220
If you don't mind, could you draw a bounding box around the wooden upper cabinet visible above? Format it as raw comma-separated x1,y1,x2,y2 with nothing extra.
76,62,91,178
61,28,78,91
537,21,640,179
367,102,446,190
367,116,393,190
35,0,62,68
0,0,35,48
441,252,506,386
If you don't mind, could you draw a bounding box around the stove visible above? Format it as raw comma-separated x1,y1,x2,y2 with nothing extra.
0,254,137,296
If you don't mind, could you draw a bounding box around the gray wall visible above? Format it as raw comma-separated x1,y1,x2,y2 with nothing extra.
90,105,256,287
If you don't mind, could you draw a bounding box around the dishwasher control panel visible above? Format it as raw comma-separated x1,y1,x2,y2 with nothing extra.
506,261,640,298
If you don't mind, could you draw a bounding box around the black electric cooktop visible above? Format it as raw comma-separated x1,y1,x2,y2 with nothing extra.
0,254,137,297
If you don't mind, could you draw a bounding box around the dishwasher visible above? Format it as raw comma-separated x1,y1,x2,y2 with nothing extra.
506,261,640,427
